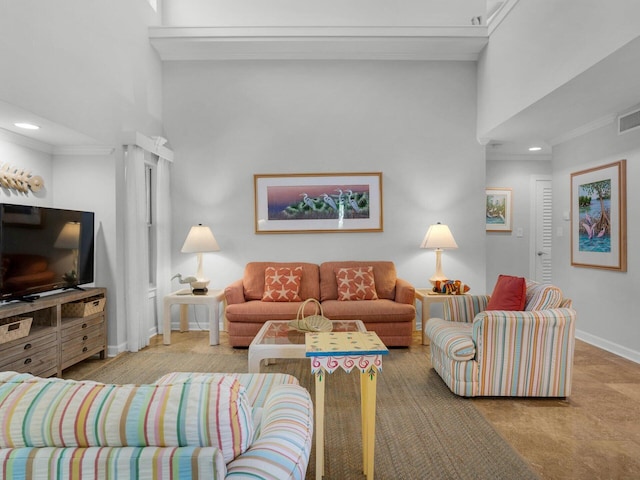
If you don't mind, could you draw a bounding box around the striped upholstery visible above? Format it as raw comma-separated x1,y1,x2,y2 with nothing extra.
443,295,490,323
0,372,313,479
426,281,576,397
0,446,226,479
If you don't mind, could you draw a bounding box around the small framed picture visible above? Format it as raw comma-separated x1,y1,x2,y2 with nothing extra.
485,188,512,232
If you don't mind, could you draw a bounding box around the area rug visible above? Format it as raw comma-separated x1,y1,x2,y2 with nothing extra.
68,342,538,480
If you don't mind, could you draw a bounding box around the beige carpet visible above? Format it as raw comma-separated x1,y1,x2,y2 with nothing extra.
67,342,538,479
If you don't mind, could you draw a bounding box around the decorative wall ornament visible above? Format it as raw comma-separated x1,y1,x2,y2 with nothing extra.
0,163,44,193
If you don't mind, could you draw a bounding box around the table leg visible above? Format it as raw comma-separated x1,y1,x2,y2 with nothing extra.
209,301,220,345
361,369,377,480
163,299,171,345
315,370,325,480
179,305,189,332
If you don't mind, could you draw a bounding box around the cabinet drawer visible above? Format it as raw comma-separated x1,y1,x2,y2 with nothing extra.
61,324,105,364
61,315,104,341
0,342,58,378
0,329,57,366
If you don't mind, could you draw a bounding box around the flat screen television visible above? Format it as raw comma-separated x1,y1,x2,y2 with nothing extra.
0,204,95,302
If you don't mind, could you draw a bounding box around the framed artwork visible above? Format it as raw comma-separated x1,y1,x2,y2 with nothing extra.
571,160,627,271
254,172,383,234
485,188,512,232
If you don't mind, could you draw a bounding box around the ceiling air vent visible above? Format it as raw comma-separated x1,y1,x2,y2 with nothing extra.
618,108,640,135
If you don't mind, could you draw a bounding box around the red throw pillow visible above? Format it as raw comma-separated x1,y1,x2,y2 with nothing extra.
486,274,527,310
262,266,302,302
335,266,379,301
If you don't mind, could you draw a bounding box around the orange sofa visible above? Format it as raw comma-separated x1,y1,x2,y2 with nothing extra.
224,261,416,347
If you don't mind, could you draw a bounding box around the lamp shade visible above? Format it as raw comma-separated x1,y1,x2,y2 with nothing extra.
181,224,220,253
54,222,81,249
420,222,458,250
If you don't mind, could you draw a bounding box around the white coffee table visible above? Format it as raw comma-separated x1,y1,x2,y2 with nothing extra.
248,319,366,373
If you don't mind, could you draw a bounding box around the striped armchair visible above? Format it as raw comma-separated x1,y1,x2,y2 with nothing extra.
425,281,576,397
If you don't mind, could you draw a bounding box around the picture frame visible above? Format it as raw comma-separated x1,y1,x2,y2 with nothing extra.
571,160,627,271
254,172,383,234
485,188,512,232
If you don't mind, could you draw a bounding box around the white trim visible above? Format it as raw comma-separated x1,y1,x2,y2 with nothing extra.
149,25,488,62
549,114,616,146
53,145,115,156
487,0,522,35
123,132,174,162
0,127,53,154
576,330,640,365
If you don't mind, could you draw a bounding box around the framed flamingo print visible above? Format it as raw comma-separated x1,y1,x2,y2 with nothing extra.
571,160,627,271
254,172,383,234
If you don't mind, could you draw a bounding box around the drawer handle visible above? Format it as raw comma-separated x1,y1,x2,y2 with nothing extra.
24,358,32,365
82,347,88,353
82,323,88,329
24,343,32,351
83,335,88,341
92,300,100,306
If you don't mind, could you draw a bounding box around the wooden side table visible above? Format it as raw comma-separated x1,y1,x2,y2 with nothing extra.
163,289,224,345
415,288,467,345
306,331,388,480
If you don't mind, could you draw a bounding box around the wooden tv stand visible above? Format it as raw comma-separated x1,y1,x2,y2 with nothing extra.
0,288,107,377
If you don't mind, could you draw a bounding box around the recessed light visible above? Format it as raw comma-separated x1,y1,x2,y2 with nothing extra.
528,146,542,152
14,122,40,130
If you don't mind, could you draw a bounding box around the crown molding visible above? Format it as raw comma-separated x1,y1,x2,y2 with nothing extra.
149,25,488,61
0,128,53,154
549,114,616,146
52,145,116,156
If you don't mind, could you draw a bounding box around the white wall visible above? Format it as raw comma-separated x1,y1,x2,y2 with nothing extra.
162,0,485,27
0,0,164,354
0,135,53,206
553,124,640,362
477,0,640,137
163,60,487,294
485,159,551,287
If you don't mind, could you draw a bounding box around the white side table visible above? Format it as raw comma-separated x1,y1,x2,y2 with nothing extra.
163,289,224,345
415,288,467,345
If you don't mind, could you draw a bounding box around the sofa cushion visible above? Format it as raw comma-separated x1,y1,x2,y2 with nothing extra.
0,372,253,463
425,318,475,361
262,266,302,302
486,274,527,311
525,281,564,310
335,266,379,301
320,261,397,301
243,262,319,301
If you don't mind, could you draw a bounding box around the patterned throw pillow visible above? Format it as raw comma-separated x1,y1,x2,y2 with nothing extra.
262,266,303,302
335,266,379,301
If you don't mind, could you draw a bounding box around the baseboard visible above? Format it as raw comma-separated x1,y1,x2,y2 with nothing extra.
576,329,640,364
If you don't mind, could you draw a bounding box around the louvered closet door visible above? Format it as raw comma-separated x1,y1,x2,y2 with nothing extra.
532,178,553,283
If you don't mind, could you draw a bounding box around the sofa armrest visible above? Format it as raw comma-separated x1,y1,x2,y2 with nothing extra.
225,278,246,305
471,308,576,396
425,318,475,360
394,278,415,305
443,295,490,323
226,384,313,480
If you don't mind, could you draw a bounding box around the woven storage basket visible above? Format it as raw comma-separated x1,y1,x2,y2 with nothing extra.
61,296,106,318
288,298,333,333
0,316,32,344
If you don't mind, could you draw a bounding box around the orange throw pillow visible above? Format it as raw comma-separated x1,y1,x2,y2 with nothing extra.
486,274,527,310
262,266,302,302
335,266,379,301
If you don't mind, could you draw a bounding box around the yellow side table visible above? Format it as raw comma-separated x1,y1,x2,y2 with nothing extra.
306,331,388,480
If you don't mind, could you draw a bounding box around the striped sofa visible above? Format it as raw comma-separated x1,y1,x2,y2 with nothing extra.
425,280,576,397
0,371,313,479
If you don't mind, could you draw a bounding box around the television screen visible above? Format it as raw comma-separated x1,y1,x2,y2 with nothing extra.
0,204,95,302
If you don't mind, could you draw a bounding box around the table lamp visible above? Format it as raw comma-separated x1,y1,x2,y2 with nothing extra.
54,221,81,283
181,224,220,294
420,222,458,286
